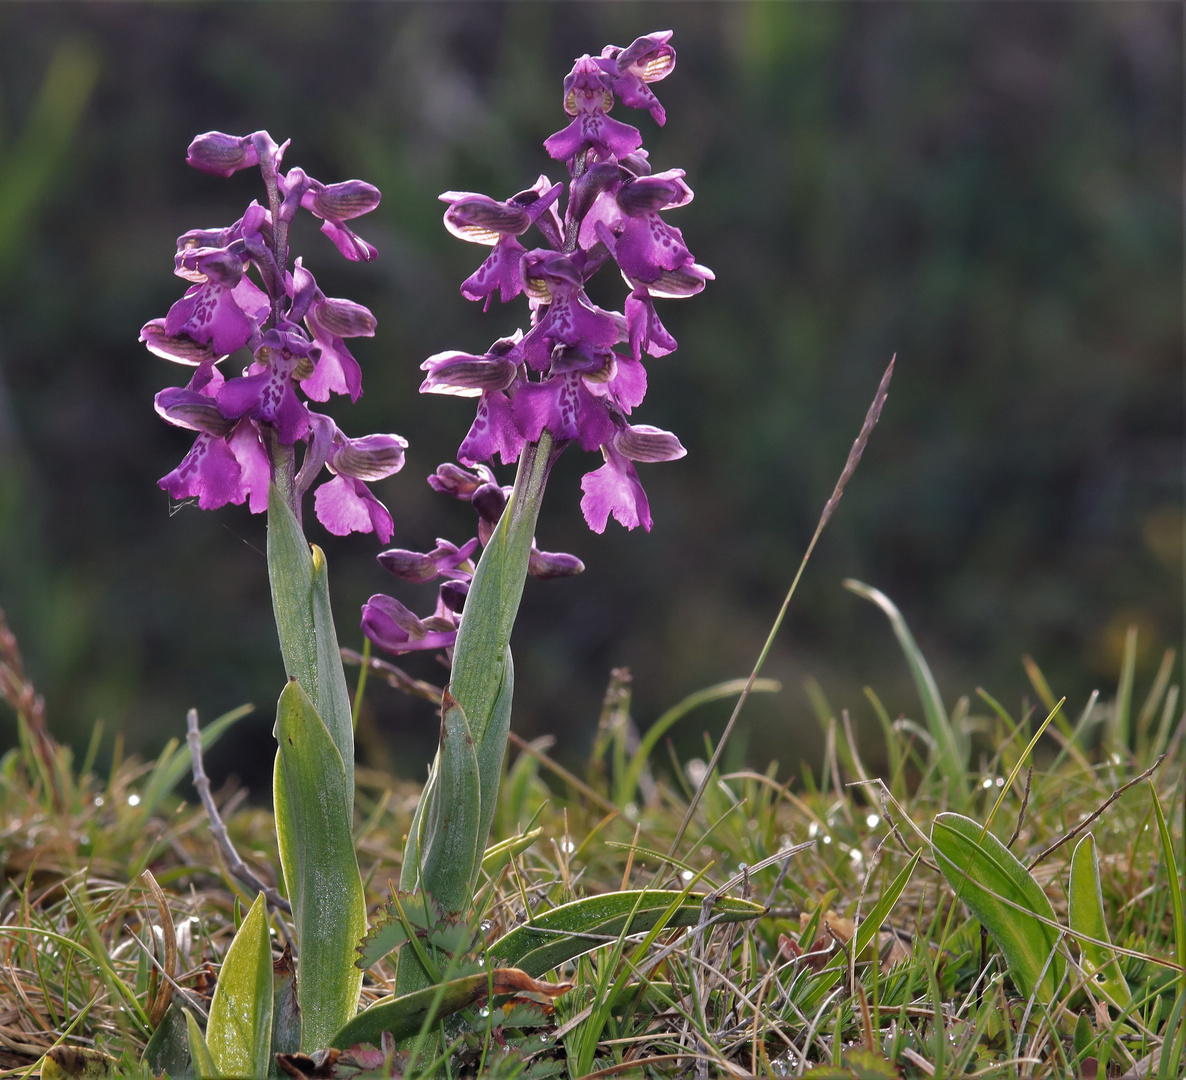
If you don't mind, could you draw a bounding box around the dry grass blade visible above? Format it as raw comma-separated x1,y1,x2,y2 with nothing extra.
667,355,896,858
140,870,176,1026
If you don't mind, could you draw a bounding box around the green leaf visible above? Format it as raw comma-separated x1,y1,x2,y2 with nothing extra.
418,691,483,918
616,677,781,809
449,439,550,754
845,580,968,803
1068,834,1131,1008
487,890,766,978
931,812,1064,1001
848,849,922,963
267,487,354,814
142,1002,190,1078
184,1008,220,1080
274,678,365,1050
330,968,569,1049
481,826,544,877
473,646,513,884
206,892,273,1079
309,543,355,807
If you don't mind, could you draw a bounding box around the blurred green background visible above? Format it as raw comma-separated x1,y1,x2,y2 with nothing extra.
0,2,1180,790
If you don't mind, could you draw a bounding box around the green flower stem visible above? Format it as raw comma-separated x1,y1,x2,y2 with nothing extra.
450,431,551,751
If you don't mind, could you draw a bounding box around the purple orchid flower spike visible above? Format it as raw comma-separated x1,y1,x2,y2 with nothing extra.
147,131,403,543
422,31,704,533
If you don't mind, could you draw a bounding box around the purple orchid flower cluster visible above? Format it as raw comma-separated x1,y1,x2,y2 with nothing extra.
422,30,710,534
143,131,406,542
361,464,584,657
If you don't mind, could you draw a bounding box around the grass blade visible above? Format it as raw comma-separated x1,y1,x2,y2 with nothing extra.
616,678,780,809
845,580,969,804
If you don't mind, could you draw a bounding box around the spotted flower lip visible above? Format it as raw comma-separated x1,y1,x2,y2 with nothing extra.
545,56,643,162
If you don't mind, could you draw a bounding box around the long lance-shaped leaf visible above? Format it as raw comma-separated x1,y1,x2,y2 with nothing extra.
450,436,550,754
206,891,273,1079
1068,834,1131,1008
486,891,766,978
931,812,1064,1001
184,1009,220,1080
846,580,968,804
267,485,353,814
401,653,513,905
330,968,570,1050
419,692,482,914
274,678,365,1050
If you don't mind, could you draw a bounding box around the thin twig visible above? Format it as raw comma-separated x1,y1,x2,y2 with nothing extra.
667,356,895,858
1027,754,1165,870
186,708,292,913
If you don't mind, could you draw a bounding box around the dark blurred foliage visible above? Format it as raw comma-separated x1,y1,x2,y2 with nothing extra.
0,2,1179,791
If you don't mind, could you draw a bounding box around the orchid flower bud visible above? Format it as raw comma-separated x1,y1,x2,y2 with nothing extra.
186,132,260,177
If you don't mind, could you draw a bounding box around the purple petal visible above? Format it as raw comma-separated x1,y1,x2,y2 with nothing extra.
159,434,242,510
362,594,457,655
303,335,363,402
579,445,652,533
227,420,270,514
330,432,407,481
616,423,686,463
528,548,585,578
458,391,524,467
186,132,260,177
314,474,393,542
626,288,677,359
460,237,526,305
319,219,378,262
609,352,647,411
420,350,517,395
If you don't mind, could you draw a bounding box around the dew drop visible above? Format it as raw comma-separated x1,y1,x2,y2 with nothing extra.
127,793,142,807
